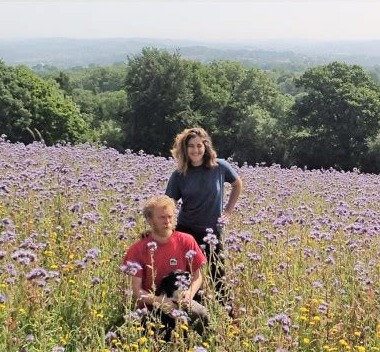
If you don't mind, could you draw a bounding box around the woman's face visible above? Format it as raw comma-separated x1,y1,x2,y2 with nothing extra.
187,136,205,166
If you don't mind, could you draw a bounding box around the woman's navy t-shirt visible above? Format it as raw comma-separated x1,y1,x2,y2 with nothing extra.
165,158,238,233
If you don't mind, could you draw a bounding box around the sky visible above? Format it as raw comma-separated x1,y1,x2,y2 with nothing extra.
0,1,380,42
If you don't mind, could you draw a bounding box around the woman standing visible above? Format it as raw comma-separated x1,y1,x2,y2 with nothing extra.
165,128,242,300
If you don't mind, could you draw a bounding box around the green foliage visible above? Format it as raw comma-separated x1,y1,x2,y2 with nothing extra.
289,61,380,171
0,61,90,145
69,65,127,93
124,48,200,154
196,62,293,165
7,49,380,173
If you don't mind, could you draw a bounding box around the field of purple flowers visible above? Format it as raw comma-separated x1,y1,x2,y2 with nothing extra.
1,136,380,352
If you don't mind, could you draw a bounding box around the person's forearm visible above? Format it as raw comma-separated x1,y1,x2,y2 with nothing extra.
188,274,203,300
224,178,243,215
133,289,169,306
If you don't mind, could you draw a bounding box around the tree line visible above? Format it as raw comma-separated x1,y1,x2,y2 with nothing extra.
1,47,380,173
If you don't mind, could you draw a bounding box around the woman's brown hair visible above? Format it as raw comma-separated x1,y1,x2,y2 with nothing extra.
170,127,217,174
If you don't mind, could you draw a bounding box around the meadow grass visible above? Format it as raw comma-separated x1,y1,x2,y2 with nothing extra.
1,138,380,352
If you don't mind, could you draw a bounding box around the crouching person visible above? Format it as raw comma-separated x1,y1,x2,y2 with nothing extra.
122,195,209,340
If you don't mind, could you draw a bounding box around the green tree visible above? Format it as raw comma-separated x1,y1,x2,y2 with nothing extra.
194,62,292,165
124,47,199,154
289,61,380,171
0,61,90,145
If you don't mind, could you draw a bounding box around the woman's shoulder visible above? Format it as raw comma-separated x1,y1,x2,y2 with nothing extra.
216,158,231,168
169,169,182,178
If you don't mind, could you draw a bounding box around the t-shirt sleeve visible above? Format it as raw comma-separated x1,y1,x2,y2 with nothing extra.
122,245,143,278
165,171,181,200
185,237,207,273
219,159,238,184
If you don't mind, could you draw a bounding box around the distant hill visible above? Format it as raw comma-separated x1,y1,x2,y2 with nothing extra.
1,37,380,69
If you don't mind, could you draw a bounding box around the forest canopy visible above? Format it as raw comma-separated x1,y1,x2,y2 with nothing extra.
2,47,380,173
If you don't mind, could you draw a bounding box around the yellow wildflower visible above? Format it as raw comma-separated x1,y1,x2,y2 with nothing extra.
60,337,67,345
180,324,189,331
137,337,148,344
355,346,365,352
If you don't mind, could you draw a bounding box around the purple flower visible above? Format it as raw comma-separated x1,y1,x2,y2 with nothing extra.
147,241,157,252
268,313,291,333
325,256,335,265
0,294,7,303
129,307,148,319
26,334,34,342
175,274,191,291
194,347,208,352
25,267,48,280
105,331,118,341
85,248,101,260
121,261,142,276
91,277,102,285
313,281,323,289
170,308,189,322
11,249,37,265
253,334,266,343
185,249,197,260
1,218,13,226
247,252,262,262
52,347,65,352
203,232,219,248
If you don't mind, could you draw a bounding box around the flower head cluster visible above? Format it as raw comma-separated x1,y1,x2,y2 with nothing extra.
185,249,197,260
268,313,292,333
121,261,142,276
147,241,157,252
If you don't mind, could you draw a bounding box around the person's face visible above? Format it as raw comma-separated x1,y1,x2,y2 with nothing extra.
187,136,205,166
148,205,175,237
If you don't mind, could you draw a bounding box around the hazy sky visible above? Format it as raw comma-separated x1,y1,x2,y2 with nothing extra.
1,1,380,41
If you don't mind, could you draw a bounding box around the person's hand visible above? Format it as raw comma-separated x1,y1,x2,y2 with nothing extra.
179,290,192,307
219,213,230,225
160,297,178,315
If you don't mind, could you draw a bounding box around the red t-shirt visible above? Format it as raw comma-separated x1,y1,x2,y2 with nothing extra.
123,231,207,293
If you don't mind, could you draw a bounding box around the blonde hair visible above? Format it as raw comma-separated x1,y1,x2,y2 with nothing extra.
171,127,217,174
142,195,176,220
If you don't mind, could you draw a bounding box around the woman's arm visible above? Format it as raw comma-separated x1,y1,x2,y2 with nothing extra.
224,177,243,217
